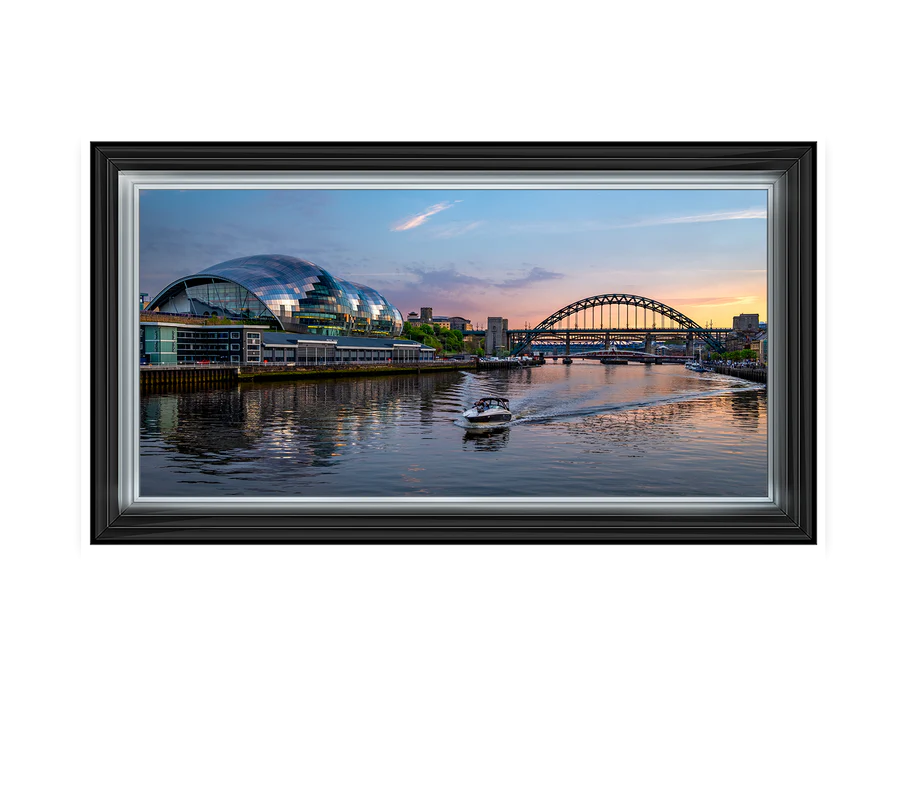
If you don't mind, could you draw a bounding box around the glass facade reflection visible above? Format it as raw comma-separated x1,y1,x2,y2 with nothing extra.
148,255,404,336
140,324,177,364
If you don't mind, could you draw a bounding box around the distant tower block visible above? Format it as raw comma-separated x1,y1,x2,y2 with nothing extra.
420,307,433,323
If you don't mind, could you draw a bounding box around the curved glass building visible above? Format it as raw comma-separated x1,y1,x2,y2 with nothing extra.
147,255,404,336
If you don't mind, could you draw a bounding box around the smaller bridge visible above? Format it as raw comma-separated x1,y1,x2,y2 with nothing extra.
541,350,693,364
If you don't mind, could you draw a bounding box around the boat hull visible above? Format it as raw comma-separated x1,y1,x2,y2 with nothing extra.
463,412,512,424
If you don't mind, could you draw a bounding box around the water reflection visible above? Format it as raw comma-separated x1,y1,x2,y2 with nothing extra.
564,390,765,458
140,389,264,456
730,388,762,431
141,372,466,492
462,426,510,451
140,364,767,498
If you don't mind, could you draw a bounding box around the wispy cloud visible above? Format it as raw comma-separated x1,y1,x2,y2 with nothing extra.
611,208,767,229
391,200,461,232
380,263,570,321
497,266,565,289
407,265,491,290
392,263,565,297
509,208,766,235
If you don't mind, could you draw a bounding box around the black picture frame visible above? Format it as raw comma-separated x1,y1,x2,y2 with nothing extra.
91,142,816,543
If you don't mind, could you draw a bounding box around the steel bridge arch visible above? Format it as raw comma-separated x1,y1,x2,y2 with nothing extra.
510,294,725,355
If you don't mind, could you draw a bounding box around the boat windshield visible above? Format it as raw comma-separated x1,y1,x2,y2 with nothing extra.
473,397,509,409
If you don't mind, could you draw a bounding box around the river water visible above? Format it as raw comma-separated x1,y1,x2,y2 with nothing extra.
140,362,767,498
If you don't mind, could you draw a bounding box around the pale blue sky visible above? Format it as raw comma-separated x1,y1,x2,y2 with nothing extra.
140,188,767,327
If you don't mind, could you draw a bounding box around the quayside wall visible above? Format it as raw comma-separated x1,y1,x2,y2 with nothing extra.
712,365,767,384
140,365,238,389
141,361,475,388
235,362,476,382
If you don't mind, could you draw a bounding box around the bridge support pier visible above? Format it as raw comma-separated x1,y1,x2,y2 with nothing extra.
565,331,570,357
644,333,652,354
686,332,694,358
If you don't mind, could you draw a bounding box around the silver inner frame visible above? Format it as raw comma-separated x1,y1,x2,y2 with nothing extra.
120,171,781,514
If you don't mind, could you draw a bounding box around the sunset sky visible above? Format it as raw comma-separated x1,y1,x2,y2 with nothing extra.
139,188,767,328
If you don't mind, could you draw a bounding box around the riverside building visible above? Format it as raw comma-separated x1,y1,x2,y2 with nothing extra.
139,322,435,365
405,308,472,331
259,333,435,364
140,322,267,365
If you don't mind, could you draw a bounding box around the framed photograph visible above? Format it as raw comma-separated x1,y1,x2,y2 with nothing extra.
91,143,815,543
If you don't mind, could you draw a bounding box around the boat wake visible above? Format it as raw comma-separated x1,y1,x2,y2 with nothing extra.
454,384,764,429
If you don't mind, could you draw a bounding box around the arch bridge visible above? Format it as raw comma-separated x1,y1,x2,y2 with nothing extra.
508,294,729,356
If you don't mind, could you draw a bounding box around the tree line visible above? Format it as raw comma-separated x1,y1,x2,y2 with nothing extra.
400,323,484,355
709,348,758,362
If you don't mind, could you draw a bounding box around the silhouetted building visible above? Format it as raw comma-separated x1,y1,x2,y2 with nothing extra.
406,310,471,331
733,313,760,332
447,316,473,331
485,317,509,354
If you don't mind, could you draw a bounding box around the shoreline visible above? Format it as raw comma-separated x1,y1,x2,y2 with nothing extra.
237,362,477,382
140,361,480,389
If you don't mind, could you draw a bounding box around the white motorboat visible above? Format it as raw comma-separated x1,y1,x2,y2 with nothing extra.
462,396,513,425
